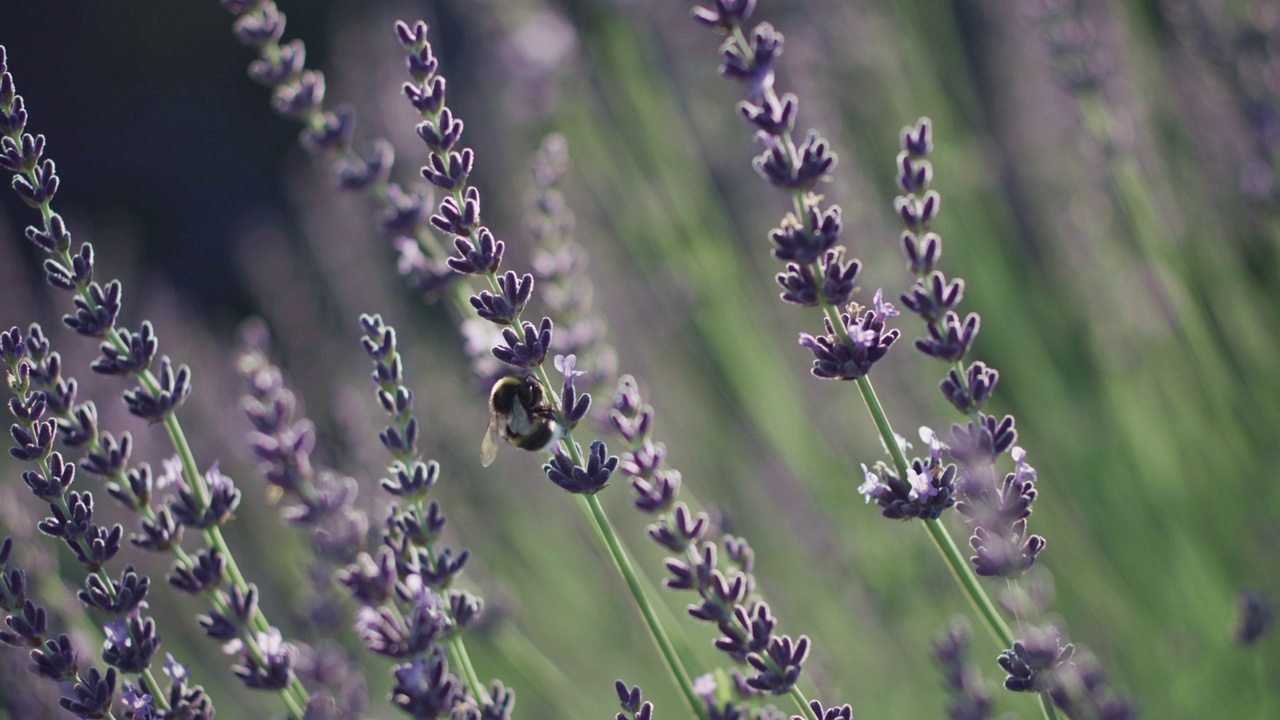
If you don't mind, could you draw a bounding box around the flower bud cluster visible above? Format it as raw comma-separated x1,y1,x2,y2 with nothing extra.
609,375,816,704
219,0,458,298
888,118,1046,581
2,44,314,715
3,324,214,719
691,2,899,381
354,314,512,719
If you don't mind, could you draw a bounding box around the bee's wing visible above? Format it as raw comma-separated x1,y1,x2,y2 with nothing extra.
481,414,502,467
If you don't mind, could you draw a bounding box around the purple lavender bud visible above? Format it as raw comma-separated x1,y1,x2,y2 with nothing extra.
62,281,121,337
389,648,463,717
0,326,26,364
356,603,440,659
619,439,666,479
1,598,47,646
232,2,286,48
998,627,1073,693
542,440,617,494
611,375,643,417
631,469,680,514
233,628,297,690
481,682,516,720
859,458,958,521
447,590,483,632
120,684,156,720
914,311,979,362
691,0,757,31
420,147,474,191
940,361,999,415
403,76,447,116
769,202,841,264
0,91,27,137
101,613,161,673
380,184,426,233
415,107,464,152
901,272,965,323
382,459,439,498
797,309,900,381
300,106,356,154
720,22,782,99
25,212,72,253
435,184,483,235
948,413,1017,466
379,416,418,455
9,418,55,461
901,117,933,157
896,151,933,194
12,158,58,207
79,565,149,615
8,391,46,423
615,679,643,711
753,129,835,190
199,583,258,641
130,507,183,553
404,37,440,80
167,548,225,595
59,666,117,718
966,522,1045,579
418,547,469,588
42,244,92,292
339,549,397,606
169,466,241,530
81,431,131,478
335,138,393,190
249,38,305,87
555,354,591,428
492,317,553,369
0,132,44,174
447,226,505,275
738,92,796,136
806,701,854,720
122,357,192,423
745,634,808,693
394,20,430,51
105,464,151,511
895,190,942,233
1236,590,1275,645
31,634,78,681
470,271,534,325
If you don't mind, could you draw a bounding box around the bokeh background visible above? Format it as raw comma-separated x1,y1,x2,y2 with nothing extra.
2,0,1278,717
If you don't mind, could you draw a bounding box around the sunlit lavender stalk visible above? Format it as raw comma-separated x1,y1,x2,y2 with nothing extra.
683,4,1061,718
352,313,512,718
609,375,849,720
389,19,707,717
886,118,1132,719
0,43,310,717
2,325,222,719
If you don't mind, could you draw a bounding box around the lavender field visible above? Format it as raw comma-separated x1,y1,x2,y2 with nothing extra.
1,1,1277,718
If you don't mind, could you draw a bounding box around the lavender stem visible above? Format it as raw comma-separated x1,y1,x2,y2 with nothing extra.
580,493,708,720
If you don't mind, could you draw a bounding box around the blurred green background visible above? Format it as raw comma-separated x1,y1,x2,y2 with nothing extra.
1,0,1278,717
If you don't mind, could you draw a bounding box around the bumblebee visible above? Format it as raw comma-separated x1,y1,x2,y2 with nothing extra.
481,375,562,467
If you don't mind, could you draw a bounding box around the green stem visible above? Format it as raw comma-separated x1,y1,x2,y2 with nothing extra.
921,519,1013,646
447,635,488,707
1040,693,1062,720
579,494,708,720
789,686,819,720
